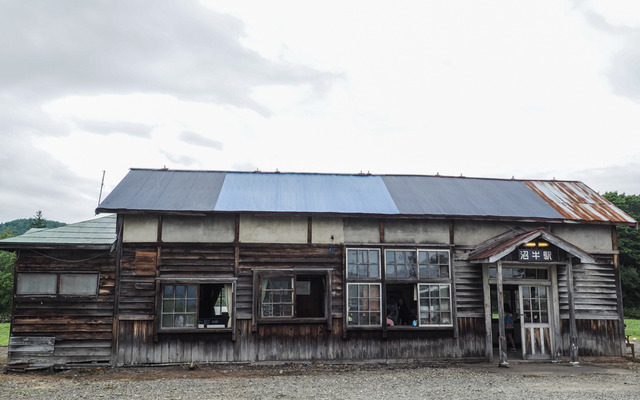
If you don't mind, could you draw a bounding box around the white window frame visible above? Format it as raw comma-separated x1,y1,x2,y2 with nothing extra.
346,248,381,279
417,250,451,279
346,282,382,327
417,283,453,327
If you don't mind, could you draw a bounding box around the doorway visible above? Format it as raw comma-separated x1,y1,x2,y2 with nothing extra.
490,284,521,357
519,285,552,359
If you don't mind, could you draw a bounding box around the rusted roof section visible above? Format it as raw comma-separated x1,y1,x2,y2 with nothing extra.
469,227,596,264
525,181,637,227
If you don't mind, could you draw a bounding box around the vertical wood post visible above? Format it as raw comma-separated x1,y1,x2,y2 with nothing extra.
567,257,579,364
497,261,508,366
482,264,493,362
612,227,626,357
111,215,124,365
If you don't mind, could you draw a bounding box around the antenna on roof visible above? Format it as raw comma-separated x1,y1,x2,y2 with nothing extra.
97,170,106,207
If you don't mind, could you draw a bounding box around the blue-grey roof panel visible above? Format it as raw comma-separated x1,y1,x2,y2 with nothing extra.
98,169,226,212
381,175,564,219
215,173,399,214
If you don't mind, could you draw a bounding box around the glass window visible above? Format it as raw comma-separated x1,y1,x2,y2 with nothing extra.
258,274,327,320
160,282,233,330
59,274,99,295
347,249,380,278
418,250,450,279
347,283,381,326
17,273,57,295
385,250,417,278
17,273,99,296
261,277,294,318
418,284,452,326
161,284,197,328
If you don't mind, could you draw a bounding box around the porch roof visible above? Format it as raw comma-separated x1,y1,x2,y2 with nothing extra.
468,227,596,264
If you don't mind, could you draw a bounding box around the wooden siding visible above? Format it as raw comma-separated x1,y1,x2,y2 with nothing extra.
572,263,619,320
9,249,115,366
560,319,624,356
115,243,491,365
116,318,486,365
453,260,484,318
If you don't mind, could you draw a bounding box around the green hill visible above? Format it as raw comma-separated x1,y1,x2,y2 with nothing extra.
0,218,66,237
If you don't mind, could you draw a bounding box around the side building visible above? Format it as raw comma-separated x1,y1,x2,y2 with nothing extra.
1,169,636,368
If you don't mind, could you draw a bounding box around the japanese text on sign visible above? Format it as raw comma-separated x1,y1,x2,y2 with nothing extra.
518,249,554,262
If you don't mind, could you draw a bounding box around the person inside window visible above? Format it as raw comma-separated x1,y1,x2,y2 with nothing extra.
386,309,395,326
397,297,413,325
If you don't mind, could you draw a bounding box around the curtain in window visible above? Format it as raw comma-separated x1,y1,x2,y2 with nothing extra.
225,283,233,328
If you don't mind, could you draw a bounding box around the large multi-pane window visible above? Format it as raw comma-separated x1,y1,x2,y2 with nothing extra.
346,248,453,329
159,282,233,331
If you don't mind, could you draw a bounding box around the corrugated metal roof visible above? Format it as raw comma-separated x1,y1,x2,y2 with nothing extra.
525,181,636,226
382,175,563,219
0,215,116,249
95,169,637,226
215,173,398,214
97,169,226,212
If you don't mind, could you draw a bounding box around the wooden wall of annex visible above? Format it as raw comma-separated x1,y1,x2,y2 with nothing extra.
10,249,116,366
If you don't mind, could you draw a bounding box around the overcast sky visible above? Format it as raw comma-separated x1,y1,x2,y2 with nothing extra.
1,0,640,224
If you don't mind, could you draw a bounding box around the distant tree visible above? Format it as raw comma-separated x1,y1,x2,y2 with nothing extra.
0,228,16,321
29,210,46,229
603,192,640,315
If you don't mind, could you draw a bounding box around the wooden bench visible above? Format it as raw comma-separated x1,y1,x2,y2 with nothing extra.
626,335,635,358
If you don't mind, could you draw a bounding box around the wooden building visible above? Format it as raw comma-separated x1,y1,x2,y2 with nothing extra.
1,169,637,368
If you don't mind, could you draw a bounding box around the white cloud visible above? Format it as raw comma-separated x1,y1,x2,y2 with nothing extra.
2,0,640,223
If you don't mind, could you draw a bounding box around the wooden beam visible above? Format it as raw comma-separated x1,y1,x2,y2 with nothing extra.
567,257,579,364
497,261,508,366
482,264,493,362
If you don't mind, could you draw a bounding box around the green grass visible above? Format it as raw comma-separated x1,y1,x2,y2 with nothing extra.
625,319,640,338
0,323,9,346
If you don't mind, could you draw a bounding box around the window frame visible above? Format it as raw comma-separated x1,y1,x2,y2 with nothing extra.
253,268,332,328
16,272,100,298
346,248,381,280
345,247,454,330
155,277,236,334
346,282,383,327
416,283,453,327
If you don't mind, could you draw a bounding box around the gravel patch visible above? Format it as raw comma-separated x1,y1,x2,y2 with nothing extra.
1,360,639,400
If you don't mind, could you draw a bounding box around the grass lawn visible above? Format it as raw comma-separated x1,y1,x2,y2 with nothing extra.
625,318,640,339
0,323,9,346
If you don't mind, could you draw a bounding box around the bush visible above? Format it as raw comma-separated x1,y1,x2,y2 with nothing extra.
624,307,640,319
